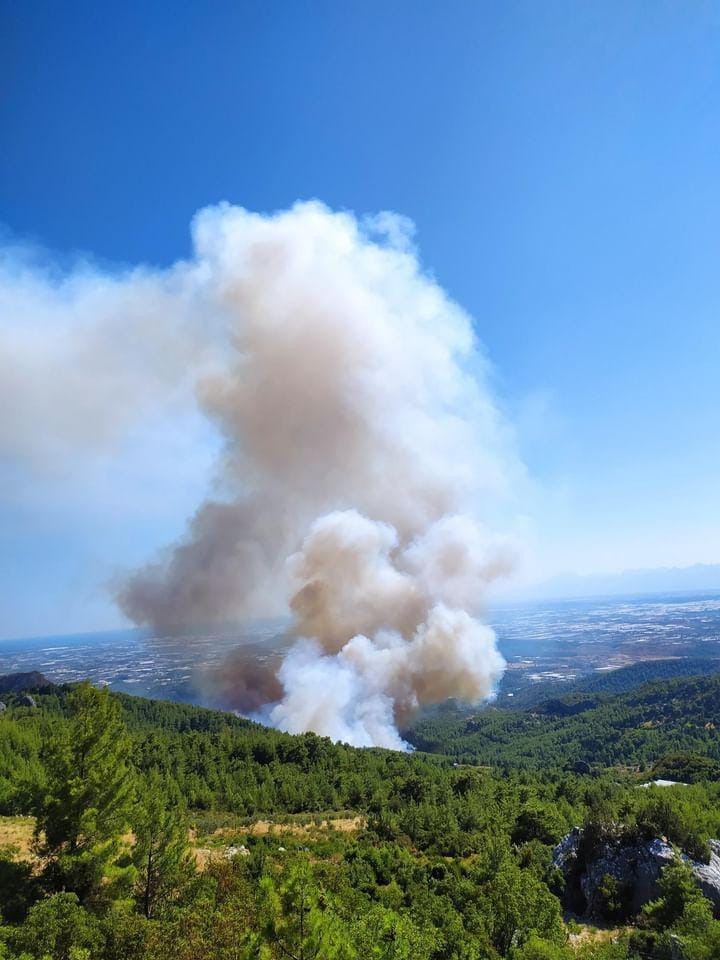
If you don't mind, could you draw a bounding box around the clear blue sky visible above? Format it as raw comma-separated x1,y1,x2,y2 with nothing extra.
2,1,720,638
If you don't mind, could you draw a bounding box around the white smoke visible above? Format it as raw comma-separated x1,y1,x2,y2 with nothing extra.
0,243,216,471
1,201,522,747
269,606,505,750
273,510,509,748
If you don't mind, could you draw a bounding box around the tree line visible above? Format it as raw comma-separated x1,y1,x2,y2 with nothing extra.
0,681,719,957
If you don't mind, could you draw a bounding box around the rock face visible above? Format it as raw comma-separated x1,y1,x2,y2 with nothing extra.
694,841,720,910
553,827,720,921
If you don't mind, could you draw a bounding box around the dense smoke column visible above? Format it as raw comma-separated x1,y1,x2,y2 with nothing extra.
118,202,519,745
0,200,522,747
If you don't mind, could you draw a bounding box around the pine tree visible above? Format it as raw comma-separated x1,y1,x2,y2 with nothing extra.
132,770,194,919
35,682,136,902
256,860,354,960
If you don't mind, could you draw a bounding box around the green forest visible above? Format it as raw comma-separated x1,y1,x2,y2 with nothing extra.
0,674,719,959
406,673,720,771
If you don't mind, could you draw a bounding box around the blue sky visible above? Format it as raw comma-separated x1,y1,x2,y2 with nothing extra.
2,1,720,638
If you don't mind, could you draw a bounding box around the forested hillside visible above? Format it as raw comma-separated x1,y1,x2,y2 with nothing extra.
406,673,720,772
0,676,719,958
499,657,720,710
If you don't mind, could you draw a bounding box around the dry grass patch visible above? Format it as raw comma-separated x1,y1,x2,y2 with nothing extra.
0,815,36,861
188,815,366,870
192,846,219,869
221,815,365,838
568,924,623,946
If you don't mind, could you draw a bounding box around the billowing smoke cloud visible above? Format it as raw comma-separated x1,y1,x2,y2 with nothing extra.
2,201,522,746
273,510,510,747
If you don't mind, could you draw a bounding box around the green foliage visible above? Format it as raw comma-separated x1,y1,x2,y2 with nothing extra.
510,936,573,960
0,719,44,815
512,804,566,846
131,771,194,918
595,873,630,922
476,858,565,954
407,674,720,771
8,893,102,960
634,790,711,862
651,752,720,784
630,859,720,959
255,860,353,960
504,658,720,712
0,848,37,923
643,860,708,930
349,902,439,960
0,679,719,959
34,683,136,903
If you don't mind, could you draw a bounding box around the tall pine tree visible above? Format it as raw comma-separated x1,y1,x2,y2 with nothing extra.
35,682,136,902
132,770,194,918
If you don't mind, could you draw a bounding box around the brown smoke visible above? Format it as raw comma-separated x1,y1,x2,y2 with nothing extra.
1,202,523,747
118,496,290,633
117,203,517,642
197,650,284,714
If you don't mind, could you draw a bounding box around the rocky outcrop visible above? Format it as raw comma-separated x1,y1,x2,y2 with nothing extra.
553,827,720,921
693,840,720,909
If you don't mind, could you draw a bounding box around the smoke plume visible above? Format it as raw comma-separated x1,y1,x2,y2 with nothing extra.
3,201,521,746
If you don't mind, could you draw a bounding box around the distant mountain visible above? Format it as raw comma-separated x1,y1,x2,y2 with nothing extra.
515,563,720,601
0,671,56,693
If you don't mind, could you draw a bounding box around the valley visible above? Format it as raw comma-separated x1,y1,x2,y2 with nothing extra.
3,592,720,713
